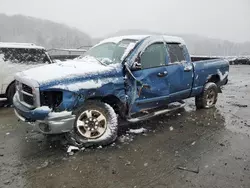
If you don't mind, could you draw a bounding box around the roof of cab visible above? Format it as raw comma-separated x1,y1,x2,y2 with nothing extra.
0,42,45,49
97,35,185,45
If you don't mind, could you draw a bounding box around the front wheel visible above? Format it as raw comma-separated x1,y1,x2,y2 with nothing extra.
66,101,118,147
6,83,16,105
195,82,218,109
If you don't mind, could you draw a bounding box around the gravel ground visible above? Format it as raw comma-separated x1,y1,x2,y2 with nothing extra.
0,65,250,188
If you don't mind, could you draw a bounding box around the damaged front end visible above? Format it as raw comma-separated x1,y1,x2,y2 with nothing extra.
13,78,79,134
13,93,76,134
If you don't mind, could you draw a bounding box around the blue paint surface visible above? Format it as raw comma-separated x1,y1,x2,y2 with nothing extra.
14,36,229,121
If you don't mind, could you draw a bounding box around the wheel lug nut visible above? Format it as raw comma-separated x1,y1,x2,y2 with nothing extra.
95,122,98,125
95,126,97,129
91,128,94,131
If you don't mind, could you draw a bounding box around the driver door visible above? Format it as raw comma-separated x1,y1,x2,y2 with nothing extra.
129,41,170,113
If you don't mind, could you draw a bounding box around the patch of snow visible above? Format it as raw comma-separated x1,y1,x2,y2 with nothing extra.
128,127,147,134
191,141,196,146
169,126,174,131
0,42,45,49
17,56,112,84
67,146,79,153
48,111,72,118
217,69,229,81
120,42,136,61
52,77,120,91
163,35,186,45
100,58,112,64
36,106,51,112
96,35,185,47
97,35,149,46
118,134,134,143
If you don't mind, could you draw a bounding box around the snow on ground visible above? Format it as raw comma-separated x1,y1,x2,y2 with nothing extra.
128,127,147,134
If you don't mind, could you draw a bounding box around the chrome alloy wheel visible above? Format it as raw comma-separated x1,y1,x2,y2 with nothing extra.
76,110,107,139
206,89,216,107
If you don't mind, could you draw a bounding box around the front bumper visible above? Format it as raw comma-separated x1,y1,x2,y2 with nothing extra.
13,93,76,134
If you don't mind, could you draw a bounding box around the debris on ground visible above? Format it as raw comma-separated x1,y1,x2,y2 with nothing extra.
128,127,147,134
6,132,10,135
97,145,103,149
219,143,225,146
67,146,80,155
177,166,199,174
4,180,11,185
191,141,196,146
169,126,174,131
125,160,131,166
232,103,248,108
175,151,180,157
37,161,49,169
144,163,148,167
118,134,134,143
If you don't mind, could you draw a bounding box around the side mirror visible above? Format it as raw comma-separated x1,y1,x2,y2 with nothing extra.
131,55,142,71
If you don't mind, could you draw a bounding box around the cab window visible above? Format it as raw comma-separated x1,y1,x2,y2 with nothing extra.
141,42,166,69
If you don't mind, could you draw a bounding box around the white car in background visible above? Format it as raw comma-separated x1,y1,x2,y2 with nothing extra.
0,42,53,104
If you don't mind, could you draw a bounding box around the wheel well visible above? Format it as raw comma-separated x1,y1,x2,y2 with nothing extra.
207,75,220,84
87,95,126,118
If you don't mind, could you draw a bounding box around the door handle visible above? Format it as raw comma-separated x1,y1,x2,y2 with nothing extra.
157,71,168,77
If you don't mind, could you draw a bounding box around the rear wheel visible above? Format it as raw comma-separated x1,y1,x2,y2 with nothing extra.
66,101,118,147
6,83,16,105
195,82,218,109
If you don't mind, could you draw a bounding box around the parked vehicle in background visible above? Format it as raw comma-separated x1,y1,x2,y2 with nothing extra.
48,48,87,61
13,35,229,147
0,42,53,103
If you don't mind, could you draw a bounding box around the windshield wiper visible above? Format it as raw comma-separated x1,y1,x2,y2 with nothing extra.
78,55,107,66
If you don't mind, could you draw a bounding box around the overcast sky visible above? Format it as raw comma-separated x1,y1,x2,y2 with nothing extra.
0,0,249,42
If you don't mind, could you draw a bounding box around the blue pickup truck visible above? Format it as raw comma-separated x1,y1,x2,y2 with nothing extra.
13,35,229,146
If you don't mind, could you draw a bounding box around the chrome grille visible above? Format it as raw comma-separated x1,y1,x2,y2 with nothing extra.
22,84,32,94
16,81,36,108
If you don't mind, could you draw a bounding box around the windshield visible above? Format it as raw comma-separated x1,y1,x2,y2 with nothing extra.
77,39,138,65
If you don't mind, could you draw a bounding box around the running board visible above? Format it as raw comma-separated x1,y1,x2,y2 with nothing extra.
0,98,7,102
127,101,186,123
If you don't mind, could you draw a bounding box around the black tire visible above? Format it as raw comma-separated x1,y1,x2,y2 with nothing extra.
66,101,118,147
195,82,218,109
6,83,16,105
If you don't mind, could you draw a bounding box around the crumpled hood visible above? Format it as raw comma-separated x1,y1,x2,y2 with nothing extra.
15,57,114,85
